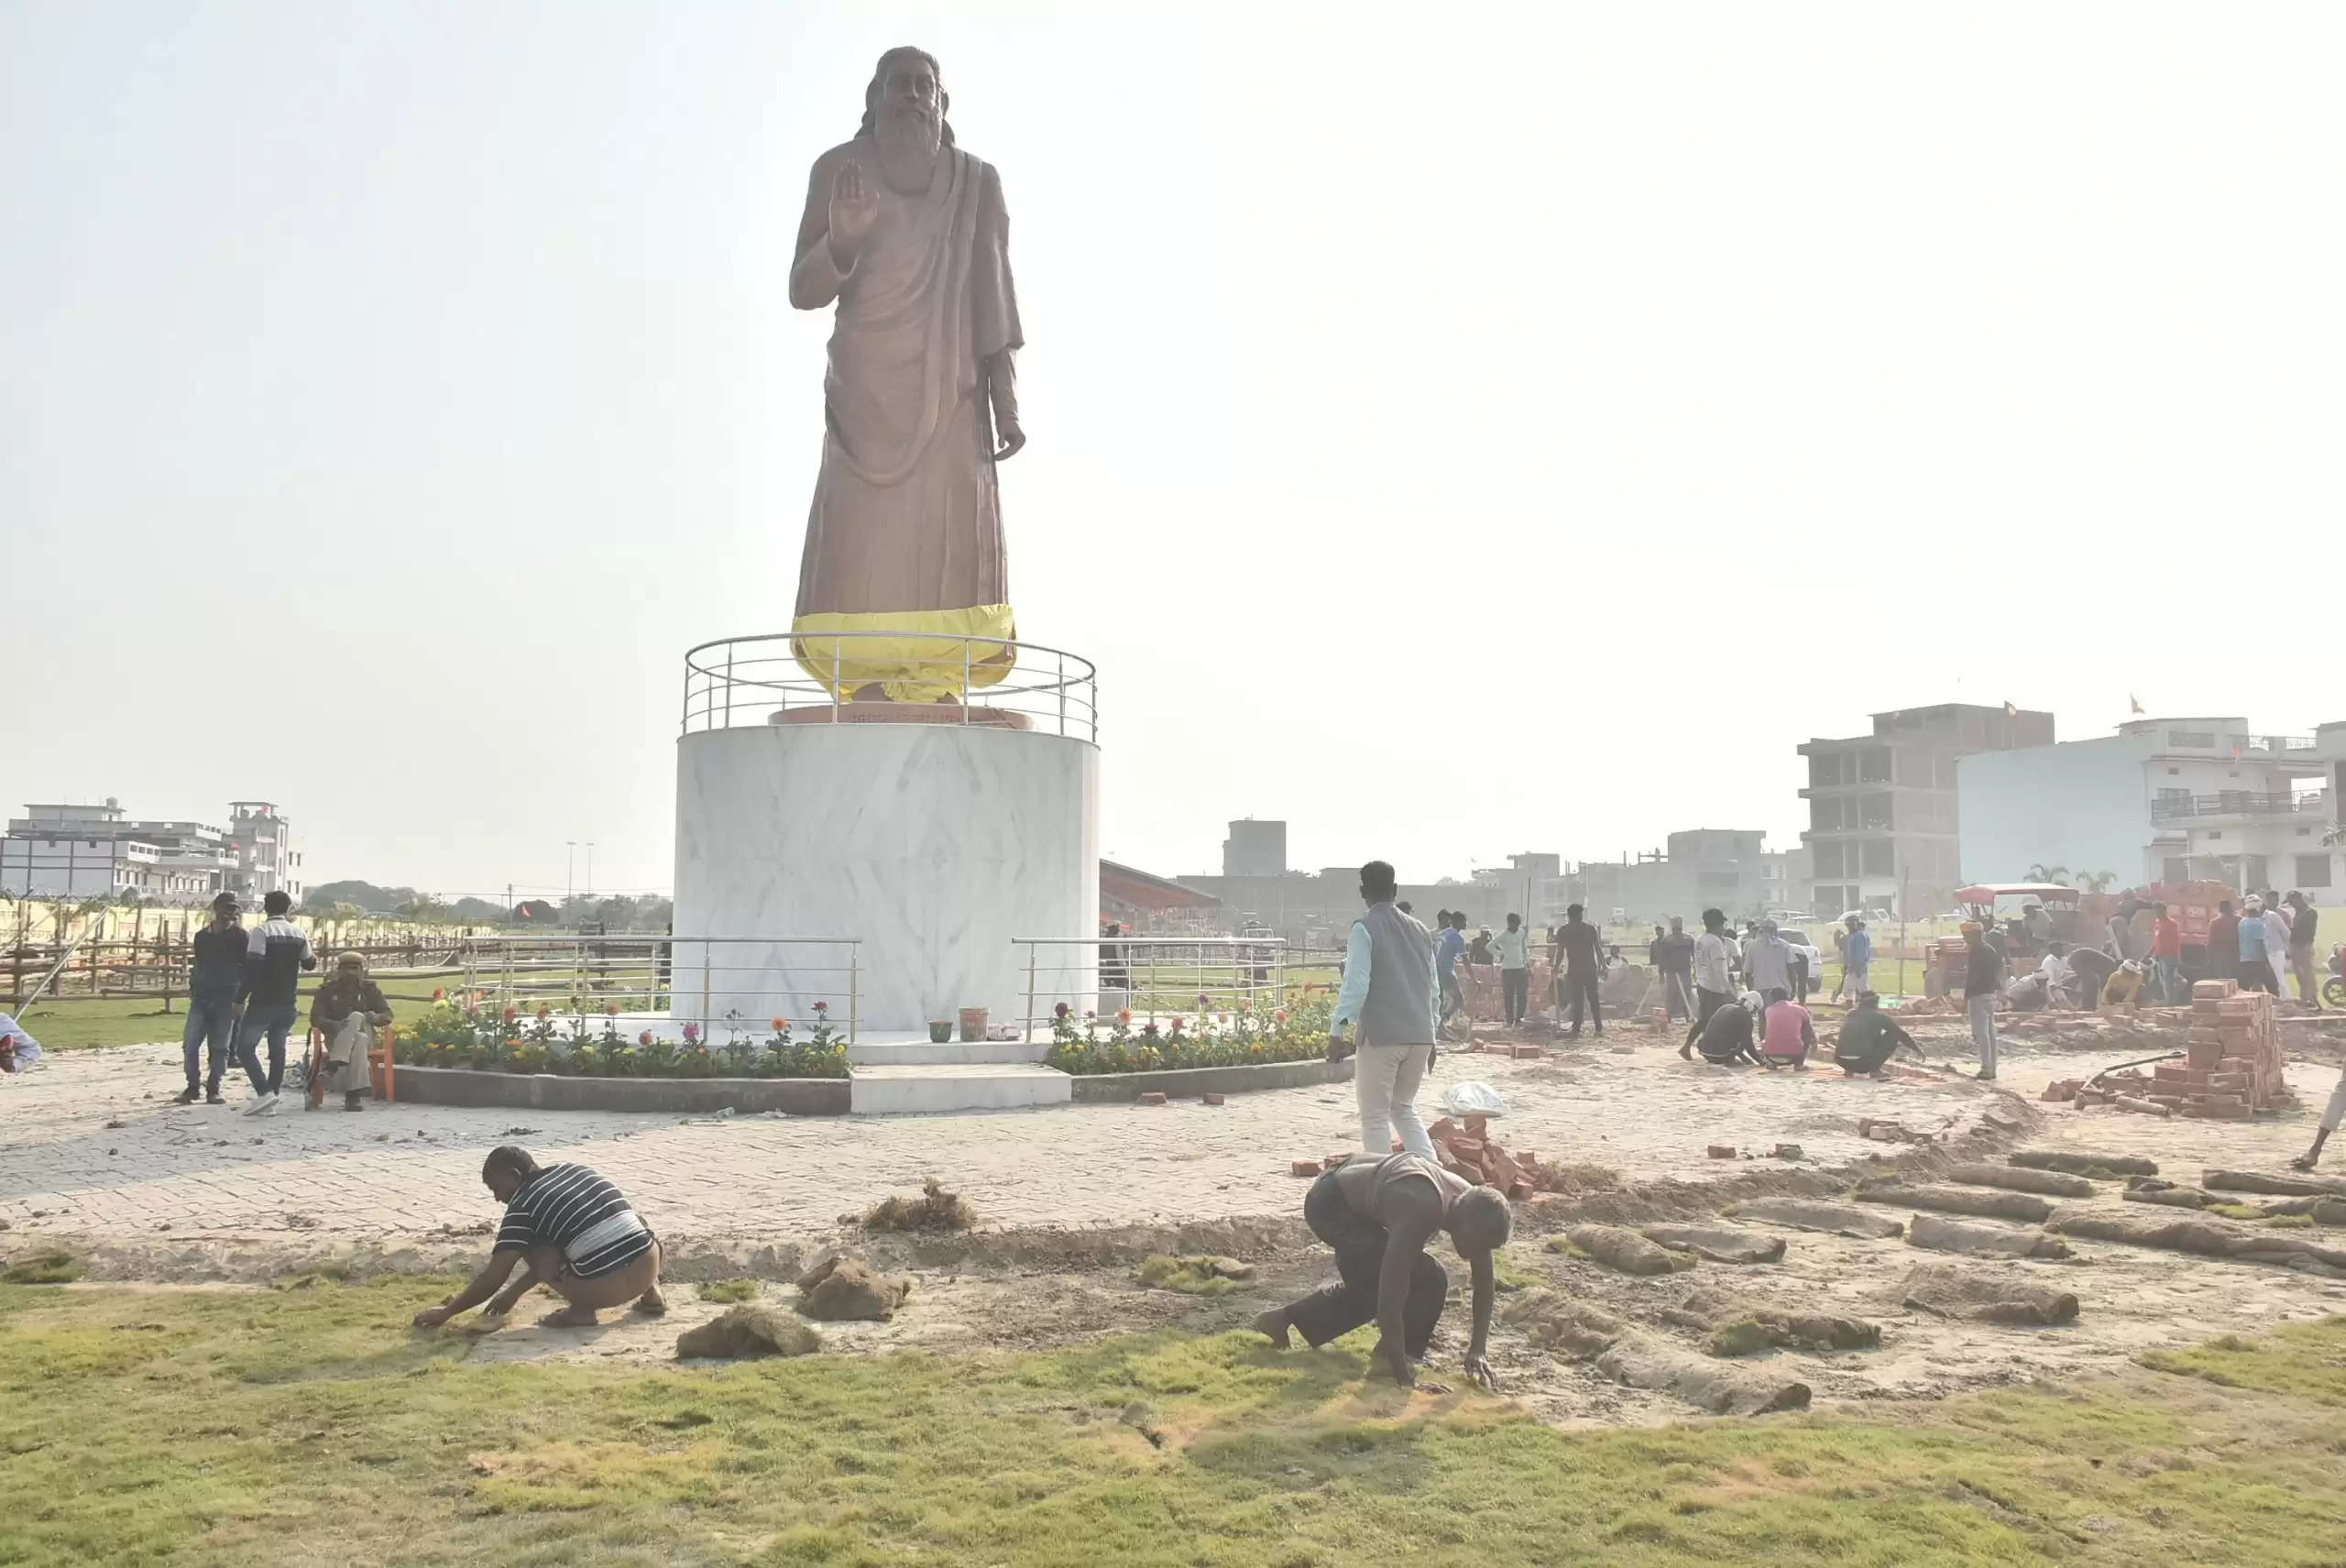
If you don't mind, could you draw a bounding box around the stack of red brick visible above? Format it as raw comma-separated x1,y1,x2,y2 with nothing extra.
1290,1118,1547,1199
1426,1114,1542,1200
2144,979,2286,1119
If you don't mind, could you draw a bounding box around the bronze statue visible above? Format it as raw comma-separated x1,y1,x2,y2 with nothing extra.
788,47,1023,703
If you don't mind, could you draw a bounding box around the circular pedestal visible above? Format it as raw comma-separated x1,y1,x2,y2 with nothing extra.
673,722,1099,1033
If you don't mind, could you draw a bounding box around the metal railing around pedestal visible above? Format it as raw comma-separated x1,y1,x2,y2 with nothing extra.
1011,936,1288,1041
455,933,861,1043
680,630,1098,742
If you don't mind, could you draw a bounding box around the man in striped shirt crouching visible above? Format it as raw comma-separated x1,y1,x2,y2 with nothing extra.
411,1146,666,1328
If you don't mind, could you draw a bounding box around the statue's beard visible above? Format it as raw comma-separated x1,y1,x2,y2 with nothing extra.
876,104,941,159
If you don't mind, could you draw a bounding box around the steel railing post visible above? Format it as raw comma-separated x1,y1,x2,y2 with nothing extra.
847,945,859,1043
1025,941,1038,1042
700,945,712,1036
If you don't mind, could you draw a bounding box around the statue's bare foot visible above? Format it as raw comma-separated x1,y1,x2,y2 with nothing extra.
849,682,889,703
1251,1310,1291,1350
541,1304,599,1328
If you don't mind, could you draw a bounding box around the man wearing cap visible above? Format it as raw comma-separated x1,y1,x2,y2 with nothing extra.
174,893,246,1105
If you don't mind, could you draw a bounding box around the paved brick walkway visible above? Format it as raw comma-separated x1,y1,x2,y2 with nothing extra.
0,1034,2012,1255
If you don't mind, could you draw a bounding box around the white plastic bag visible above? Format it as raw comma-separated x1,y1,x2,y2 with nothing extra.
1438,1080,1507,1119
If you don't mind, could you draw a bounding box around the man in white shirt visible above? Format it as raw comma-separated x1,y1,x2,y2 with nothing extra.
1493,914,1531,1026
1692,908,1738,1030
1743,920,1795,999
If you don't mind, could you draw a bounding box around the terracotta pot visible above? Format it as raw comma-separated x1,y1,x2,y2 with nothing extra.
958,1005,990,1043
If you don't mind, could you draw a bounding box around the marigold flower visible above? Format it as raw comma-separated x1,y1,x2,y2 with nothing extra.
432,987,446,1003
638,1030,653,1047
1273,1008,1288,1024
604,1003,619,1016
1116,1008,1133,1025
772,1016,788,1032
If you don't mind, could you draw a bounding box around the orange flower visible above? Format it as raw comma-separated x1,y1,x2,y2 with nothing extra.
431,987,446,1003
502,1005,519,1022
1115,1008,1133,1026
604,1003,619,1017
772,1016,788,1032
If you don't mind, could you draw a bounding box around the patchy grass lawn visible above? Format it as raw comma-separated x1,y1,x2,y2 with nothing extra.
17,972,458,1052
5,1278,2346,1566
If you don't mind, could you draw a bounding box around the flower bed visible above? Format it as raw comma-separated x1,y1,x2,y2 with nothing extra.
1042,993,1332,1076
390,1000,850,1080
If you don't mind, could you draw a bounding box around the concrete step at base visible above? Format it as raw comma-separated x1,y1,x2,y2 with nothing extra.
847,1039,1049,1067
849,1062,1071,1115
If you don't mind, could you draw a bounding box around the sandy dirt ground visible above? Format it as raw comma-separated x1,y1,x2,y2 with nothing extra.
9,1014,2346,1428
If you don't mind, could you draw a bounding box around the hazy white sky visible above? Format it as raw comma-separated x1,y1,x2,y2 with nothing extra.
5,2,2341,898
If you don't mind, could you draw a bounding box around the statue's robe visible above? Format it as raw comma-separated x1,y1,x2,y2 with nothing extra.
790,137,1021,701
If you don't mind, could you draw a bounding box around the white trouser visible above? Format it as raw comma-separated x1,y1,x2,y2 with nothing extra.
1968,993,1998,1076
2321,1067,2346,1135
1356,1043,1435,1158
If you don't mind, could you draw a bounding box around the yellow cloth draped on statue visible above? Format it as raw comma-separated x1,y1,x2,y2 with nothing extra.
791,604,1016,703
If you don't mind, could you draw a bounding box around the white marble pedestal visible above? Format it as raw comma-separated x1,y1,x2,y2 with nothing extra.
672,720,1100,1042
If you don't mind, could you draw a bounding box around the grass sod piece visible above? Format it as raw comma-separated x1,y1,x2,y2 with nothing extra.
674,1305,820,1360
1135,1255,1257,1296
2050,1211,2346,1272
1728,1197,1905,1239
1851,1181,2054,1224
2203,1168,2346,1199
1897,1262,2079,1326
695,1278,760,1303
1944,1162,2095,1200
1637,1223,1787,1265
1552,1223,1699,1277
1904,1213,2073,1260
0,1251,82,1284
861,1176,979,1232
2009,1149,2157,1178
11,1277,2346,1563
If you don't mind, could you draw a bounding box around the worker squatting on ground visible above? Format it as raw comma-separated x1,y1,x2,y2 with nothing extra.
1832,992,1921,1077
1757,987,1816,1068
411,1146,666,1329
1253,1150,1512,1392
1681,990,1769,1067
1327,861,1440,1159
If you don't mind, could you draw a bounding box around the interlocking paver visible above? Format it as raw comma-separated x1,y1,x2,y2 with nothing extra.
3,1036,2034,1253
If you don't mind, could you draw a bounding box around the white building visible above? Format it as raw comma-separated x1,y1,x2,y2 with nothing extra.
1,798,302,905
1956,718,2346,903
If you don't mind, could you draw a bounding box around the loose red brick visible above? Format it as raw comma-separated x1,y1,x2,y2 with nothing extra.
1707,1145,1738,1159
1290,1160,1322,1177
1201,1092,1225,1106
1507,1180,1534,1201
1138,1091,1168,1105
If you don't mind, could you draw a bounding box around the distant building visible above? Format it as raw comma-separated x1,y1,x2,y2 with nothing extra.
1761,846,1814,916
1957,718,2346,902
1800,704,2054,918
1221,819,1288,879
1,797,302,905
1562,830,1771,926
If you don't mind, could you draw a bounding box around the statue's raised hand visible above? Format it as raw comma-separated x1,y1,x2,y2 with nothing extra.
828,160,878,265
